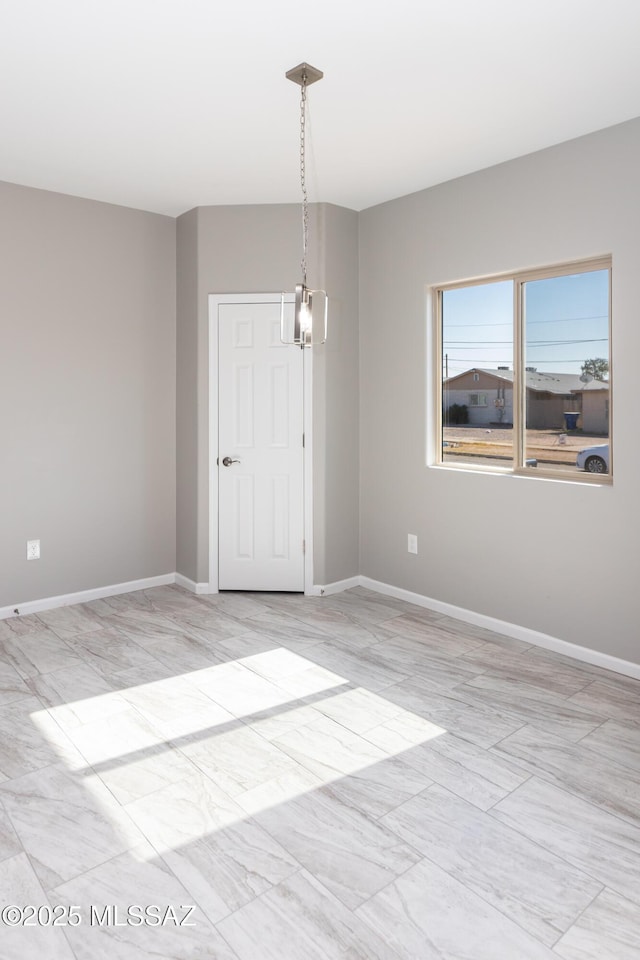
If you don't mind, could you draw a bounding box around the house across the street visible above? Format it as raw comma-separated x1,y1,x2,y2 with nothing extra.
444,367,609,432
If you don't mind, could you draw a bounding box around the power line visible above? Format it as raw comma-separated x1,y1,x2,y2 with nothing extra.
527,339,607,347
443,338,607,346
444,358,608,364
443,314,607,328
527,315,608,325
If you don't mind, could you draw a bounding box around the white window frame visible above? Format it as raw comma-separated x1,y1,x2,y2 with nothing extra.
434,256,612,482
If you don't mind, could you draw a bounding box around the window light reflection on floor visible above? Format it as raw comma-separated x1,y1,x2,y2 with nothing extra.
29,645,446,851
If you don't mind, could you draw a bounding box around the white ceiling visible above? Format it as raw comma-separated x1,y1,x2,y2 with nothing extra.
2,0,640,217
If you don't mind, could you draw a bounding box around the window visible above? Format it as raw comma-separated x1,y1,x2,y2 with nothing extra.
436,258,611,479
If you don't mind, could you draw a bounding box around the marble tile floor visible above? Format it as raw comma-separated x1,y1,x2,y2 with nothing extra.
0,584,639,959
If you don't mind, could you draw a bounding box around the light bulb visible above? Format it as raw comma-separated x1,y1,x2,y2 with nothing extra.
299,294,312,334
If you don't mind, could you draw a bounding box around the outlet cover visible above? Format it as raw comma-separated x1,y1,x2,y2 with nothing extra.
407,534,418,554
26,539,40,560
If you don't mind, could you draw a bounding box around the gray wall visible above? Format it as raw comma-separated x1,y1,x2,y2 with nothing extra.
317,204,360,583
359,118,640,659
0,181,176,607
176,208,198,582
175,202,360,587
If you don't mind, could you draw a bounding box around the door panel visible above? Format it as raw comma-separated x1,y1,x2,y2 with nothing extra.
234,474,255,559
218,302,304,591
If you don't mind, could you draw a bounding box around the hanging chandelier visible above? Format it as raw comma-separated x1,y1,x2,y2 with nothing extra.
281,62,328,347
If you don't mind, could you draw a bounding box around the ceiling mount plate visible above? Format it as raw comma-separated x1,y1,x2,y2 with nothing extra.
285,62,323,86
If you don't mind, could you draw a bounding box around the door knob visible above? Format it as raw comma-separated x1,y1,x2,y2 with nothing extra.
221,456,241,467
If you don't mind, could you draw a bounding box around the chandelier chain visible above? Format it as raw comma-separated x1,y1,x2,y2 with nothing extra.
299,76,308,287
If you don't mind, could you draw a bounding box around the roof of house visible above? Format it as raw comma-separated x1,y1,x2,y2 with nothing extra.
572,379,610,392
445,368,597,396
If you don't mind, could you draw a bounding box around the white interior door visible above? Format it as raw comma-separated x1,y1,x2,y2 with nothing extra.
218,301,304,591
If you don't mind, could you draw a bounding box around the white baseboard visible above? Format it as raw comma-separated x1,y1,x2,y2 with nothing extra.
0,573,176,621
360,576,640,682
3,569,637,682
308,576,362,597
174,574,215,595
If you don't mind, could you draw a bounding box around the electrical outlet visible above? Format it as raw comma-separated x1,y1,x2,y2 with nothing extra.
26,539,40,560
407,534,418,554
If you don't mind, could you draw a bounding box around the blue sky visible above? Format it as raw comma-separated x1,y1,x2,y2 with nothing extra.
442,268,609,378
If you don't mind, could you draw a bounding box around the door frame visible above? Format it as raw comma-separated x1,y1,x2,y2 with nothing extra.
208,293,314,594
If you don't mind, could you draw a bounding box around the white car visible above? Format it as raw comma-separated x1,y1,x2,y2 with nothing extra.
576,443,609,473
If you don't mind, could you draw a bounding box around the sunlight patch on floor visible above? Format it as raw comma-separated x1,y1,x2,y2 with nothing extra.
29,645,447,849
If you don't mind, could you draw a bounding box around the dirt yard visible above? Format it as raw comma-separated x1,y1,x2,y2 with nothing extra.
443,426,606,465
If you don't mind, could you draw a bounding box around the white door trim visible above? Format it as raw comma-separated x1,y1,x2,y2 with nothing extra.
208,293,314,594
